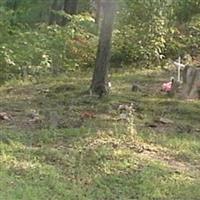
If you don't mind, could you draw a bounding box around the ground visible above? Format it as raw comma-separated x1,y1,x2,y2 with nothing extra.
0,67,200,200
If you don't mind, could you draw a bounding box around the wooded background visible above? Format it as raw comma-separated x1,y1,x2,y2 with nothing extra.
0,0,200,84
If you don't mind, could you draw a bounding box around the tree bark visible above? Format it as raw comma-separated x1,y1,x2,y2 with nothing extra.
63,0,79,14
49,0,61,25
6,0,18,10
62,0,79,25
91,0,116,97
94,0,102,27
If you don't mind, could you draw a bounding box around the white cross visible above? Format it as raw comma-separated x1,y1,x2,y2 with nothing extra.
173,57,185,83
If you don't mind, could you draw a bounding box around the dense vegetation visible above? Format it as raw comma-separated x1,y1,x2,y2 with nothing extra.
0,0,200,199
0,0,200,83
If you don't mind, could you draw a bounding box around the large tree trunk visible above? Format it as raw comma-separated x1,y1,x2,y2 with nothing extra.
49,0,62,25
62,0,79,25
5,0,18,10
64,0,79,14
91,0,116,97
182,65,200,99
94,0,102,27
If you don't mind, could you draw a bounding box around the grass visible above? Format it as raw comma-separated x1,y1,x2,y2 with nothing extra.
0,68,200,200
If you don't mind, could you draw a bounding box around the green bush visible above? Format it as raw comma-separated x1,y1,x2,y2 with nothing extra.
0,13,97,83
113,0,169,67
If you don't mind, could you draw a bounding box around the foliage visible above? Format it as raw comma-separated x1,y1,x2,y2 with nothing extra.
164,14,200,58
0,0,200,79
112,0,170,66
0,1,200,198
173,0,200,23
0,12,97,83
113,0,200,67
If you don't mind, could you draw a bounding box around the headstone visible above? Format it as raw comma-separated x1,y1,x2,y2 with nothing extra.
182,65,200,99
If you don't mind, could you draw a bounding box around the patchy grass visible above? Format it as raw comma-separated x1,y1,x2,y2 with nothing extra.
0,68,200,200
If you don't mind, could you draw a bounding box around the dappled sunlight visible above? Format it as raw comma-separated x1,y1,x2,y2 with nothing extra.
0,0,200,198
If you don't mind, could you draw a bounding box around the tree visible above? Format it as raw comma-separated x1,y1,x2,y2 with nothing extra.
5,0,19,10
62,0,79,25
63,0,79,14
91,0,116,97
93,0,102,27
49,0,60,25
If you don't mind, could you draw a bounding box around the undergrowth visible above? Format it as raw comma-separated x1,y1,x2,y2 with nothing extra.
0,68,200,200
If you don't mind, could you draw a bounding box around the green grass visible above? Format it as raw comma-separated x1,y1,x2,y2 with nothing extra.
0,68,200,200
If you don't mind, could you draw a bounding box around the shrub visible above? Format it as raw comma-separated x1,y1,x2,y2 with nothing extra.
0,13,97,83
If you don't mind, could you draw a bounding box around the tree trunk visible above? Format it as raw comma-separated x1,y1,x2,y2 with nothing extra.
49,0,60,25
6,0,18,10
64,0,79,14
91,0,116,97
62,0,79,25
94,0,102,27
